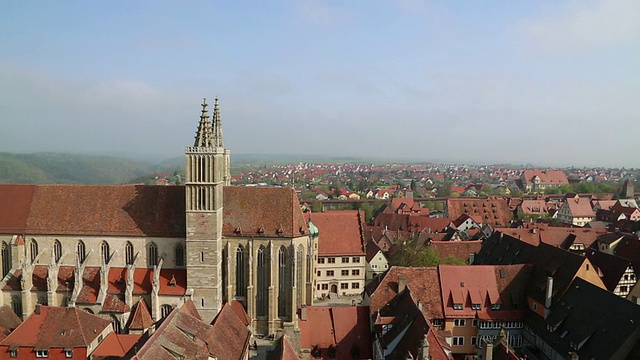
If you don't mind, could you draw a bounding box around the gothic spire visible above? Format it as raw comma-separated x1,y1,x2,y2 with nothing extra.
213,97,224,148
194,98,214,147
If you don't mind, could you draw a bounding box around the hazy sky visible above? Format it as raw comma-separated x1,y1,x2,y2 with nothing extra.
1,1,639,167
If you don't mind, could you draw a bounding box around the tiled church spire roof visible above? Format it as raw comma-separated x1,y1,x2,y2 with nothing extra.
193,98,214,147
213,97,224,148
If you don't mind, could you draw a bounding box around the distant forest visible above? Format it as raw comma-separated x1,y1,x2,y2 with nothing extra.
0,153,168,184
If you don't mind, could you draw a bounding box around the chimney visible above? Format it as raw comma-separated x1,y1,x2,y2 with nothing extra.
469,253,475,265
484,341,494,360
300,305,307,321
532,228,537,234
421,334,430,360
398,276,406,293
35,304,41,315
545,276,553,313
568,352,579,360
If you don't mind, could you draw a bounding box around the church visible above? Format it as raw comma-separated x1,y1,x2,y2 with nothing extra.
0,98,316,335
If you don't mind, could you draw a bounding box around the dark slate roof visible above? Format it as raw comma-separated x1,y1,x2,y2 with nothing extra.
473,231,538,265
585,249,633,292
525,278,640,359
526,243,590,305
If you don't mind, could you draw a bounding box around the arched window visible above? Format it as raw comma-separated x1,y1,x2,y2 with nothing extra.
296,244,304,307
2,241,11,277
30,239,38,263
235,245,246,297
278,245,291,319
53,240,62,263
101,241,110,264
148,242,158,267
125,242,134,265
257,245,267,317
77,241,86,264
175,244,185,267
160,304,173,318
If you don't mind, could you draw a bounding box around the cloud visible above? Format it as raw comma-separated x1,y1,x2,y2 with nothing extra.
521,0,640,54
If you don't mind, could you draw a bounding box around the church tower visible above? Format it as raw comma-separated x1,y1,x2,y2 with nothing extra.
185,98,230,323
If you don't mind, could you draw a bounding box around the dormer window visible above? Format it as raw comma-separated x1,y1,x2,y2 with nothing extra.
491,304,501,310
234,227,242,235
471,303,481,310
453,303,463,310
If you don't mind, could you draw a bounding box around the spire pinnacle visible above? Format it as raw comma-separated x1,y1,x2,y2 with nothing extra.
213,97,224,148
194,98,214,147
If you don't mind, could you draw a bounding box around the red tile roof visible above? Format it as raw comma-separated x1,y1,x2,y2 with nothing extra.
298,306,372,359
0,305,111,349
229,300,251,327
0,305,22,341
310,211,365,256
446,198,512,227
368,266,443,320
208,301,251,360
430,240,482,263
92,332,142,357
564,196,595,217
0,184,307,239
268,335,300,360
223,186,308,238
521,170,569,185
127,298,154,331
102,294,130,313
438,265,501,319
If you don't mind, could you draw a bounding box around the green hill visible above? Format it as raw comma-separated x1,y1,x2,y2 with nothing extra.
0,153,161,184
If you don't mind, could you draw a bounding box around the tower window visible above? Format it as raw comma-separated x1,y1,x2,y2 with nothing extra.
2,241,11,277
201,252,204,263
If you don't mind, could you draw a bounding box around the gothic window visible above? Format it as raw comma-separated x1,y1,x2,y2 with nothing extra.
161,304,173,318
77,241,86,264
53,240,62,263
2,241,11,277
148,242,158,267
101,241,110,264
278,245,291,319
235,245,246,297
125,242,134,265
257,245,267,317
30,239,38,262
296,244,304,307
175,244,185,267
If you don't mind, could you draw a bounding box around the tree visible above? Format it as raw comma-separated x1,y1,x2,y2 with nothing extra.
410,180,417,192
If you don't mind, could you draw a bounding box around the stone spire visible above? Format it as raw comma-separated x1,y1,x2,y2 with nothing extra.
194,98,214,147
213,97,224,148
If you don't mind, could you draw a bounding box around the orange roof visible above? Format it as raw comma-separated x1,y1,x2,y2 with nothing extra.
229,300,251,326
127,298,154,331
0,306,111,348
311,210,365,256
298,306,372,358
438,265,500,318
446,197,512,227
521,170,569,185
92,332,141,357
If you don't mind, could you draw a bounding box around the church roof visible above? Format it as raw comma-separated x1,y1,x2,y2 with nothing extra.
127,298,154,331
0,184,308,239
